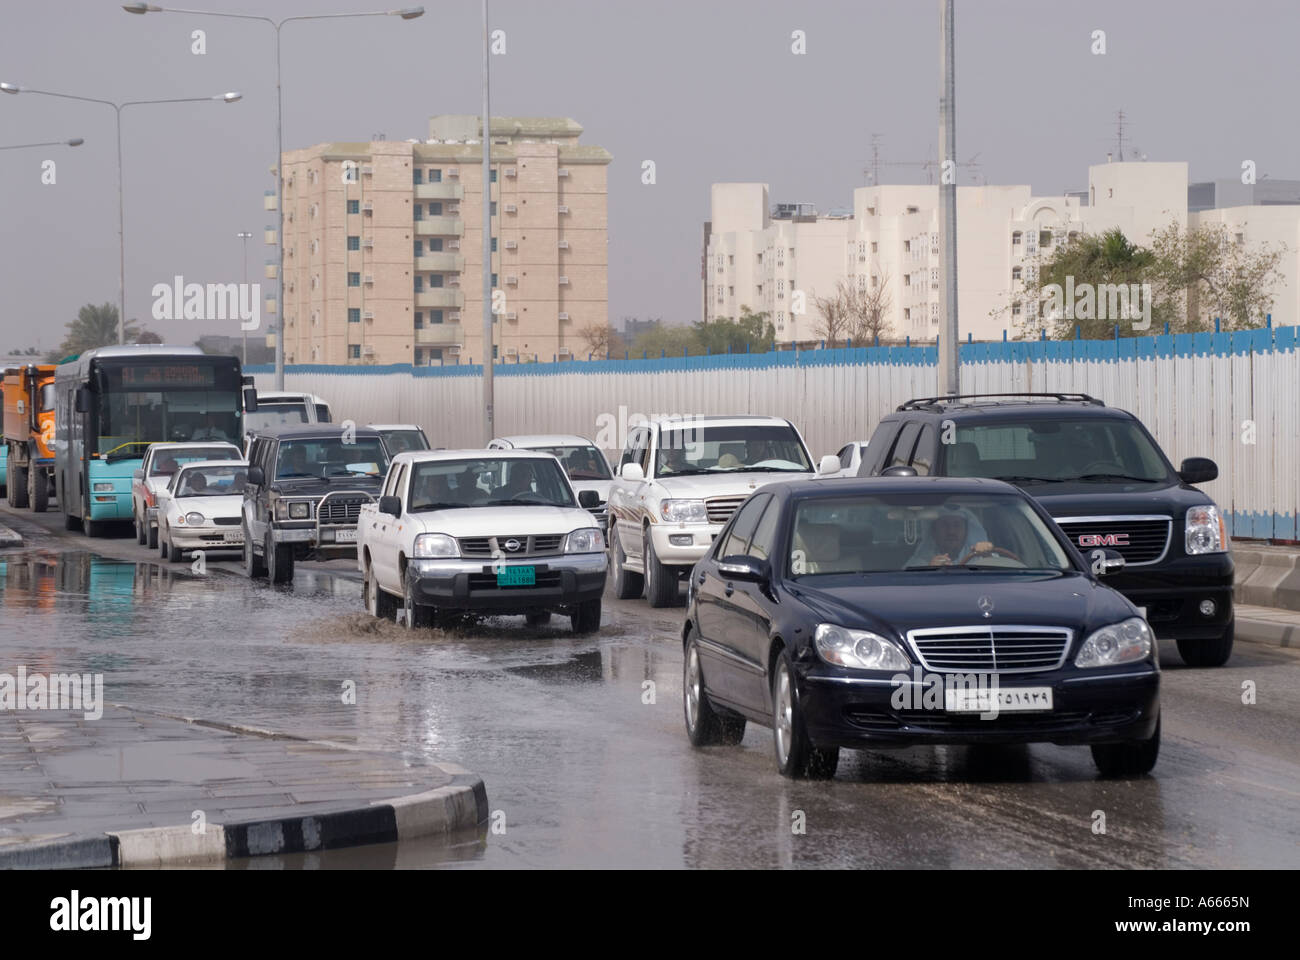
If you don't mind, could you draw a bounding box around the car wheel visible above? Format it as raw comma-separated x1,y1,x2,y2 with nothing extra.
772,647,839,779
266,531,294,584
610,525,644,600
401,568,431,629
134,509,146,545
683,629,746,747
571,599,601,634
243,520,266,578
1177,621,1234,667
525,611,552,627
29,468,47,513
147,520,158,550
167,536,182,563
643,533,678,608
364,559,397,620
1091,714,1160,777
159,524,169,557
8,464,29,509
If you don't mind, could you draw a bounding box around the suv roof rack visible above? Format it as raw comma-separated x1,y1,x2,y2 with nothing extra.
896,392,1103,412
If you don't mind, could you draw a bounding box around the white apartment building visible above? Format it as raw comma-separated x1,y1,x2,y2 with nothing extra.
706,161,1298,342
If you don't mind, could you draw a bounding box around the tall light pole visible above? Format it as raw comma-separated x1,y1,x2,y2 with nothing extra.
0,137,84,150
937,0,960,394
236,231,252,365
481,0,494,442
125,4,425,390
1,82,240,344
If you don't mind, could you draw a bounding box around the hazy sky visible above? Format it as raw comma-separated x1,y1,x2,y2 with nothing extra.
2,0,1297,352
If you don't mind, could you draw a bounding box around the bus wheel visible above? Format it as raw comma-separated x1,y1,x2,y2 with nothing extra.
82,514,100,538
9,464,30,509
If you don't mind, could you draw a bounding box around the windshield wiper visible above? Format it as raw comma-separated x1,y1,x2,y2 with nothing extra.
740,466,809,473
410,501,469,511
991,475,1064,484
1076,473,1158,483
481,498,562,507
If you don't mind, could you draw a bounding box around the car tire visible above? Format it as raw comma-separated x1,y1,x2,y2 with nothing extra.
134,509,147,545
266,531,294,584
525,612,552,627
401,568,431,629
29,468,47,513
243,520,266,578
167,537,182,563
772,647,839,780
1177,621,1234,668
1091,713,1160,777
9,464,29,509
147,520,158,550
609,525,644,600
571,599,601,634
365,559,397,620
683,629,746,747
643,533,678,608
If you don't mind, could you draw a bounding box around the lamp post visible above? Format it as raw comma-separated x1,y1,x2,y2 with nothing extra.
481,0,493,442
0,138,84,150
125,4,425,389
236,231,253,364
1,82,241,344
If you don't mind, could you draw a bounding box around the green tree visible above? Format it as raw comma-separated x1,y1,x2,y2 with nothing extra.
48,303,138,361
1149,222,1287,332
630,324,700,357
695,306,775,354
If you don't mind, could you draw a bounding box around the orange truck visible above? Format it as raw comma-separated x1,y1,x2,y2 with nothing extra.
3,363,57,512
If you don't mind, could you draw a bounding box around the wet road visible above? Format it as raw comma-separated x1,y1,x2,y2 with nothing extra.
2,505,1299,868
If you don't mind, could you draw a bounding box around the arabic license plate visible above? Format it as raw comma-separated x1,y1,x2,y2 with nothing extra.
222,530,242,542
497,565,536,587
334,528,358,543
945,686,1054,714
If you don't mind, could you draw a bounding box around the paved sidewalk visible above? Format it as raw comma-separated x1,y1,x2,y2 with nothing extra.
1235,602,1300,647
0,703,483,865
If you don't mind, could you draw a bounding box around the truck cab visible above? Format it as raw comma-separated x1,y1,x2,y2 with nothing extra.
3,363,57,512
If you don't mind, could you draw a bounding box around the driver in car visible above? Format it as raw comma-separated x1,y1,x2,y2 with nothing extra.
909,507,994,567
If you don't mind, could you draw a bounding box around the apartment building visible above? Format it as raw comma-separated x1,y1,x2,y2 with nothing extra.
705,160,1299,342
273,115,611,366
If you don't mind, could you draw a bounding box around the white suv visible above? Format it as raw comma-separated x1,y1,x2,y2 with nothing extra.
606,415,814,606
488,434,613,527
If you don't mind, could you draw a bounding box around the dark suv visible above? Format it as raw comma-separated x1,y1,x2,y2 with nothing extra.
242,424,389,583
858,393,1234,666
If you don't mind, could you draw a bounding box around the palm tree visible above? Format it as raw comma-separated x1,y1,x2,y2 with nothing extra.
48,303,138,361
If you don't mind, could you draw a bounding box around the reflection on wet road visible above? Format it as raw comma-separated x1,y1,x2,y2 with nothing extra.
2,545,1299,868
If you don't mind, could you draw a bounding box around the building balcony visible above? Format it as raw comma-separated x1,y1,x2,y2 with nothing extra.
414,324,464,346
414,182,464,202
415,290,465,309
414,216,464,237
415,253,464,273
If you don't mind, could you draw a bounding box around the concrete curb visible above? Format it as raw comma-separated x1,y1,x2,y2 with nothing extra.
0,765,488,869
1234,613,1299,649
0,522,22,548
1233,546,1300,613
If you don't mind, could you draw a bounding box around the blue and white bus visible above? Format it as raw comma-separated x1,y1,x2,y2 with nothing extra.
54,345,253,536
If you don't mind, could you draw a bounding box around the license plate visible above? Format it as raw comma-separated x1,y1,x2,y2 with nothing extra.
945,686,1054,714
334,528,358,543
222,530,242,542
497,565,536,587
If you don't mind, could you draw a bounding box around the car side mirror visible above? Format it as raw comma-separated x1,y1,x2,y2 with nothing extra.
1091,547,1126,576
1178,457,1217,485
577,489,600,508
132,469,144,481
74,386,91,413
717,554,769,583
246,465,265,486
378,495,402,517
881,465,918,477
817,455,840,476
243,387,259,413
620,462,644,482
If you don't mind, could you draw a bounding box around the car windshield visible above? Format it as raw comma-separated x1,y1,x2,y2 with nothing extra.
528,444,611,480
245,402,310,434
407,457,575,511
788,492,1074,577
175,464,247,497
149,446,240,477
275,438,388,479
380,429,429,455
656,424,811,475
946,418,1170,483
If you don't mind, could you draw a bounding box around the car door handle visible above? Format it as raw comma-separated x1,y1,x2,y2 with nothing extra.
697,572,706,585
724,583,734,598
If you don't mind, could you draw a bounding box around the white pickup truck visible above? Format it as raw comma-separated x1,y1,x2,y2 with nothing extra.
357,449,608,632
606,415,815,606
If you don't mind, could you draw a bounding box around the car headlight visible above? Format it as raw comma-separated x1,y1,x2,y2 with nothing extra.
1185,503,1226,555
275,499,313,520
564,527,605,553
814,623,911,671
413,533,459,558
93,482,114,492
1074,617,1153,668
661,499,708,523
184,512,205,526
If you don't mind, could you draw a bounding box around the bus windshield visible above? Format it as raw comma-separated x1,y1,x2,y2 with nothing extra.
93,360,242,460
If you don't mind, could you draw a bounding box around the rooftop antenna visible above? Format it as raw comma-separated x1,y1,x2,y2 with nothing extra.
1114,109,1127,162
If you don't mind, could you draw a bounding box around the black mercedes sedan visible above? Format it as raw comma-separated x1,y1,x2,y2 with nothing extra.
681,476,1160,780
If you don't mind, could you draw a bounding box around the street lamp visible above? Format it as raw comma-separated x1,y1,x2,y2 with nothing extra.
236,231,253,365
126,5,425,389
1,83,241,344
0,137,84,150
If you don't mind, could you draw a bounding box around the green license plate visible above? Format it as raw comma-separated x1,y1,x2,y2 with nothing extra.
497,565,536,586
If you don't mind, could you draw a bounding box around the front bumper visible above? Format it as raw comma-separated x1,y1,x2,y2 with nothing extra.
797,658,1160,750
170,527,244,550
1108,551,1234,640
408,552,607,612
648,521,721,565
270,520,360,560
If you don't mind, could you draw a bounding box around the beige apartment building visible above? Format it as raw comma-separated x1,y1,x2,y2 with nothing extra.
271,115,611,366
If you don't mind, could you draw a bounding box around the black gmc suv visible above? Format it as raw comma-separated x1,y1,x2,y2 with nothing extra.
857,393,1234,666
241,424,389,584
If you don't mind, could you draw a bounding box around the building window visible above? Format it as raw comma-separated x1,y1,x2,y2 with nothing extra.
1012,266,1022,282
1039,230,1052,247
431,309,444,324
348,345,360,359
490,201,497,216
414,240,423,256
491,237,498,253
429,348,442,361
414,206,423,221
871,241,878,253
347,235,360,251
348,199,360,214
728,286,734,296
430,169,442,182
413,169,423,184
493,344,499,359
348,308,361,323
904,308,911,321
429,202,442,216
931,303,939,318
429,238,443,251
1012,231,1023,245
903,240,911,252
430,274,443,288
348,272,360,287
490,169,497,183
415,311,424,328
414,276,424,292
491,273,498,287
1012,302,1022,317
